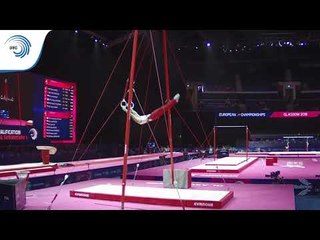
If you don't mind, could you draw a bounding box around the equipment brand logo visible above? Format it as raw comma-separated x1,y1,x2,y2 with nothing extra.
74,192,90,198
194,202,214,207
5,35,31,58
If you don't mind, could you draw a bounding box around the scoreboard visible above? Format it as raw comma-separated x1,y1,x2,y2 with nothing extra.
0,72,77,145
43,79,76,143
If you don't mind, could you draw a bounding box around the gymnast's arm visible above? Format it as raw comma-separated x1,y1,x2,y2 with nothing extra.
120,101,150,125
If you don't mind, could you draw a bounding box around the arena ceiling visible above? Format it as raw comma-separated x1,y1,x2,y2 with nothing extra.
88,30,320,48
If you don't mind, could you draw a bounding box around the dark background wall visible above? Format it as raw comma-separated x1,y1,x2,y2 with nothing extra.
1,30,319,149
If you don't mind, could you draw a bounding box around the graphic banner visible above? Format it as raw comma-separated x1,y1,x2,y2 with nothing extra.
217,111,320,118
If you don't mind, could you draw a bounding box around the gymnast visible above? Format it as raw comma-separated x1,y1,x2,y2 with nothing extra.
121,93,180,125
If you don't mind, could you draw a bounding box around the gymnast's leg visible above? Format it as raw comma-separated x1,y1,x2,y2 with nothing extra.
148,93,180,121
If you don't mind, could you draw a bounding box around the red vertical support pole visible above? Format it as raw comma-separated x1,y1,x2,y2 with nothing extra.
246,126,249,160
17,73,22,119
4,79,8,97
213,127,216,161
121,30,139,210
162,30,175,185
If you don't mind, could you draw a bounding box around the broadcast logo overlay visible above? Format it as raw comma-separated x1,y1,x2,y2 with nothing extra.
0,30,51,72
